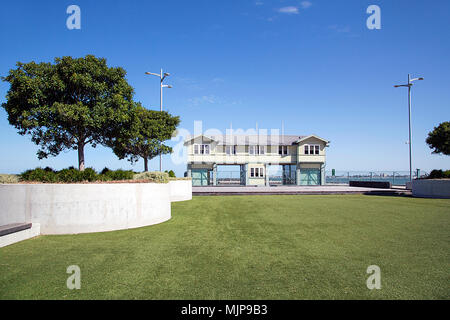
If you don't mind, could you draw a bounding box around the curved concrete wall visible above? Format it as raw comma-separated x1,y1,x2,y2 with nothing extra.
0,183,175,235
412,179,450,199
169,180,192,202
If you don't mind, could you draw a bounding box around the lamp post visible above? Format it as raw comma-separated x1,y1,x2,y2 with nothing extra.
145,69,173,172
394,74,424,182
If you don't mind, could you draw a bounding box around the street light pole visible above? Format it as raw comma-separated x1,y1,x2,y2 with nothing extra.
145,69,173,172
160,68,163,112
407,74,412,183
159,68,163,172
394,74,423,182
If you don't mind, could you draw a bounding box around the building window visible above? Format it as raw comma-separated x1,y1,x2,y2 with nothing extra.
249,145,265,155
194,144,210,155
279,146,288,155
250,167,264,178
304,145,320,155
226,145,236,155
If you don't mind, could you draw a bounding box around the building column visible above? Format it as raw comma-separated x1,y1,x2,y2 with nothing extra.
296,165,301,186
187,164,192,178
213,164,217,186
244,164,249,186
320,163,326,186
265,163,269,186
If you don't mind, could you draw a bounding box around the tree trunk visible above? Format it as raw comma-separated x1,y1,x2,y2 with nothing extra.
144,157,148,172
78,142,85,171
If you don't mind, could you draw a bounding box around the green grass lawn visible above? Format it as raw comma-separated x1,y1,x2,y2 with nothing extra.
0,195,449,299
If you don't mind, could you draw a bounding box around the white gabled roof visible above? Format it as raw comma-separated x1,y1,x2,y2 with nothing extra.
184,134,326,146
296,135,330,146
183,135,218,145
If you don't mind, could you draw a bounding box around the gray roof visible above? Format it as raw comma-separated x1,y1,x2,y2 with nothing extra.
185,135,307,146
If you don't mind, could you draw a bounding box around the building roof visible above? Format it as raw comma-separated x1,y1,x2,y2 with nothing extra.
184,134,309,146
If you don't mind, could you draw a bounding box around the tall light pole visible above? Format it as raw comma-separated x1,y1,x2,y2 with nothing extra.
145,69,173,172
394,74,424,182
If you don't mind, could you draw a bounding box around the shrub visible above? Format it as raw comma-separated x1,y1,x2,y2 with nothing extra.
426,170,450,179
81,168,98,182
103,169,134,181
100,167,111,175
165,170,176,178
20,168,58,183
0,174,20,184
133,171,169,183
57,168,83,182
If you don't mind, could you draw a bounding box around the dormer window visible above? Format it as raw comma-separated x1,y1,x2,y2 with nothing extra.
194,144,210,155
304,145,320,155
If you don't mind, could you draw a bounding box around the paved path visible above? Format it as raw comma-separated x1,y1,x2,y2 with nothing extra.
193,185,410,196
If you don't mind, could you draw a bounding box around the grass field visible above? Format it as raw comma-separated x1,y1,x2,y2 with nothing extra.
0,195,449,299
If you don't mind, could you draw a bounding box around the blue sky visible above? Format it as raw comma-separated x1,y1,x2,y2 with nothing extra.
0,0,449,175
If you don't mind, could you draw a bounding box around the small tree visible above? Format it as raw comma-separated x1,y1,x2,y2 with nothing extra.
1,55,135,170
111,104,180,172
426,121,450,155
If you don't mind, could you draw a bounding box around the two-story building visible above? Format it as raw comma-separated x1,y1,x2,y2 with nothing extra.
184,134,330,186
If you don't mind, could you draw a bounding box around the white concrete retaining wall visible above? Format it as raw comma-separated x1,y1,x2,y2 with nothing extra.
0,223,40,248
412,179,450,199
0,183,176,235
169,180,192,202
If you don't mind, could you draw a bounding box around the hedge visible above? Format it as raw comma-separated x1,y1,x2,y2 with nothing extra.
4,168,173,184
0,174,20,184
133,171,169,183
19,167,135,183
426,170,450,179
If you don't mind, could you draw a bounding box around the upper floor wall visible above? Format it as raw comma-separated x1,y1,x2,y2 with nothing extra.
297,136,327,163
185,135,329,164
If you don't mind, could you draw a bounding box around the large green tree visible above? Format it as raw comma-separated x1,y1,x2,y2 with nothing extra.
426,121,450,156
110,104,180,172
1,55,135,170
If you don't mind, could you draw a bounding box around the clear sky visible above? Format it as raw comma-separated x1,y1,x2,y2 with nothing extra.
1,0,449,176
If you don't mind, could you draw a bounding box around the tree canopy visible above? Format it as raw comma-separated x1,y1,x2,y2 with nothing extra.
426,121,450,156
110,104,180,171
2,55,135,170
